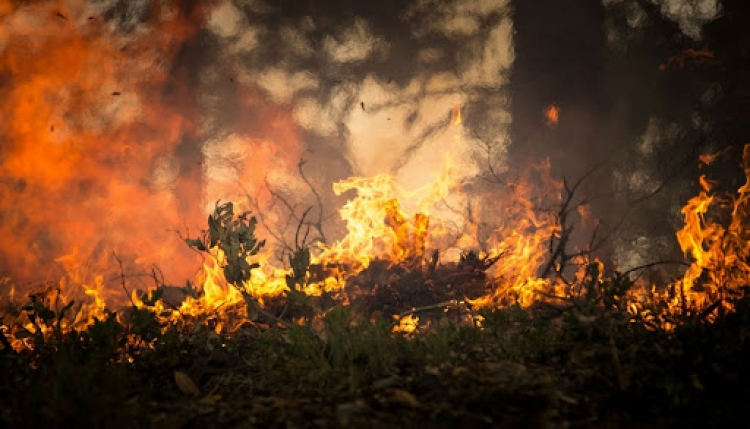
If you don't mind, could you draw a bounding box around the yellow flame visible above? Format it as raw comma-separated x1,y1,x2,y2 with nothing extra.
673,144,750,314
451,104,462,126
316,154,458,272
392,313,419,334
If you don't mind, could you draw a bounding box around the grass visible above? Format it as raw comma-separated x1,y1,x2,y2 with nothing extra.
2,272,749,428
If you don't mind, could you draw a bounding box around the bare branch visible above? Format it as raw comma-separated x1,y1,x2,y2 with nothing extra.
622,260,692,278
111,251,136,307
472,129,505,184
539,167,601,282
298,156,327,244
241,184,294,257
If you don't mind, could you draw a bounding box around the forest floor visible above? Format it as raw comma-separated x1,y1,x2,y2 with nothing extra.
2,262,749,428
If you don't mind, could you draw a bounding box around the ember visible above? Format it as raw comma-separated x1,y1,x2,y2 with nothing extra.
544,104,559,127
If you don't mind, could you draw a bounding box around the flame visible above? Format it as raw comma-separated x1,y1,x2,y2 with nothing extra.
699,146,734,167
392,313,419,334
4,135,750,346
673,144,750,313
0,1,302,300
659,48,716,71
544,104,559,127
316,155,458,273
451,103,463,126
2,8,749,349
0,1,210,287
471,159,569,307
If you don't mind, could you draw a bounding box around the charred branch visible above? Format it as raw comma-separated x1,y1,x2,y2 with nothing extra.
539,166,599,282
112,251,136,307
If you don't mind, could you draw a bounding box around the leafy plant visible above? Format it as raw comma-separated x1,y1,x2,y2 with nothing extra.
185,201,292,326
186,201,265,285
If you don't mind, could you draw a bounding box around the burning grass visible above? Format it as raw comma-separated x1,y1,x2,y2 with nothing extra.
2,145,750,427
2,277,749,427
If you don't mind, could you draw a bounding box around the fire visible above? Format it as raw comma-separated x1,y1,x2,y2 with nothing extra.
316,155,459,273
451,103,463,126
0,1,209,286
673,145,750,314
0,1,304,310
3,136,750,346
471,159,569,307
392,313,419,334
0,1,747,342
544,104,559,127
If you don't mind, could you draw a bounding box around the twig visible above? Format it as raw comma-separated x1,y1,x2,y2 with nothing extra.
397,300,464,318
699,298,723,320
242,154,331,262
243,187,294,257
585,221,603,263
239,290,292,328
298,156,327,244
539,166,599,282
622,260,692,278
627,134,709,207
294,207,313,250
112,251,136,307
150,266,164,289
172,226,210,273
473,129,505,183
425,250,440,278
533,290,574,303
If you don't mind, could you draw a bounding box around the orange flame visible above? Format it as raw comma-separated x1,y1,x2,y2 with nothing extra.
544,104,559,127
0,1,210,287
0,1,303,300
674,144,750,313
451,104,462,126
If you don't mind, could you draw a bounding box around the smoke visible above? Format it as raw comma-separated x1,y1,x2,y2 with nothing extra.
0,0,515,288
0,0,723,290
0,0,214,288
601,0,721,273
603,0,720,39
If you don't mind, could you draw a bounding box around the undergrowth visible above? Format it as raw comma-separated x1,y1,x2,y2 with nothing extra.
1,272,748,428
1,206,748,428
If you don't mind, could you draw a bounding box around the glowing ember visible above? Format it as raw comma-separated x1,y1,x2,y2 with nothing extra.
544,104,559,127
392,313,419,334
